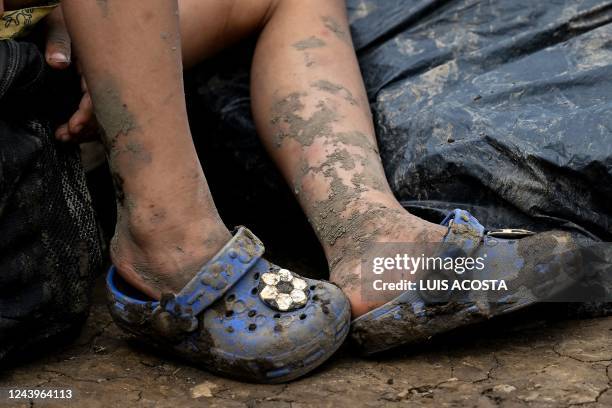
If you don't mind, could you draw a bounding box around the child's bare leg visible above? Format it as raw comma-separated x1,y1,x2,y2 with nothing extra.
62,0,446,316
145,0,446,316
61,0,231,299
250,0,447,316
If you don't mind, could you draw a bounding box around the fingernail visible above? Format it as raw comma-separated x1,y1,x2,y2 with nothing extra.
73,125,83,134
48,52,70,64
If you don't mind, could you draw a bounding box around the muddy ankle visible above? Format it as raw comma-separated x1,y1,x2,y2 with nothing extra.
327,210,447,317
111,216,232,299
325,205,446,269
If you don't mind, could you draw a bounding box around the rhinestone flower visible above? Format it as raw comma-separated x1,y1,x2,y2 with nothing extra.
258,268,309,311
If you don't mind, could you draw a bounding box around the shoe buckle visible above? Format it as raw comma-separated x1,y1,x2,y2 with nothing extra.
487,228,535,238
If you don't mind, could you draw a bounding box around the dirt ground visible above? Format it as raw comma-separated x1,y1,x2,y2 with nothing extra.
1,276,611,408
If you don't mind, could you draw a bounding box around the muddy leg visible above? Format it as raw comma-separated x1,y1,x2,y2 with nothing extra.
251,0,447,317
62,0,231,299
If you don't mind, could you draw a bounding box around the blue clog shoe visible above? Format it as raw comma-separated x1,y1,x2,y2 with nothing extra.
107,227,350,383
351,209,590,354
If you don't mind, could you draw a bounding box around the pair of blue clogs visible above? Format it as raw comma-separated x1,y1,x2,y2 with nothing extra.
107,209,588,383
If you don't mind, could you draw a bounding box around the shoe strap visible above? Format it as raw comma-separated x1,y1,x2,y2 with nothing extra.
157,226,265,330
416,209,485,304
441,209,485,255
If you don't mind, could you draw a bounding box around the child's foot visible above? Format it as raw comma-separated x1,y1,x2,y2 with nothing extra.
325,199,447,317
110,176,232,300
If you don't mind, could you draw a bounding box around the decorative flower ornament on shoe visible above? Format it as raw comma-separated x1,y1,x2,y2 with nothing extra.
259,269,309,311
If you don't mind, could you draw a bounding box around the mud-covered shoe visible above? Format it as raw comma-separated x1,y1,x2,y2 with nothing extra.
351,209,592,355
107,227,351,383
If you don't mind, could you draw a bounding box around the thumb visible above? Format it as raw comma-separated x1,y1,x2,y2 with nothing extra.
45,7,71,69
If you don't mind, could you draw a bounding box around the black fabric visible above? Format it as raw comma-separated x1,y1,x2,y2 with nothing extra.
0,39,102,363
186,0,612,242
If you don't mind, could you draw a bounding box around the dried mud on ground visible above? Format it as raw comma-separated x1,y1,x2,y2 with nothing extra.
1,278,611,408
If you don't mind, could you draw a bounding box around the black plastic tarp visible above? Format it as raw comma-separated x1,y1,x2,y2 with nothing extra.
186,0,612,243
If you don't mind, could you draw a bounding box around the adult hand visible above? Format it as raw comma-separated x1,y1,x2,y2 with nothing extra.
44,5,71,68
44,6,98,143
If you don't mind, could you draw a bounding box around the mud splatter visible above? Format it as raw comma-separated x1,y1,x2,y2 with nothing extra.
321,16,351,45
311,80,359,106
96,0,109,17
351,171,387,193
92,77,140,151
150,208,167,225
304,52,316,67
270,92,393,270
91,77,154,173
334,271,360,292
270,93,338,147
292,36,327,51
91,77,149,209
333,131,378,154
329,148,356,171
125,140,152,164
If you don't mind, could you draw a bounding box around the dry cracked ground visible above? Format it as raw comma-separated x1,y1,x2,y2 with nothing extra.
1,277,611,408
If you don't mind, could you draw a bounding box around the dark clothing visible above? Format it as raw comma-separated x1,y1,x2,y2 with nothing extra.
0,39,102,363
